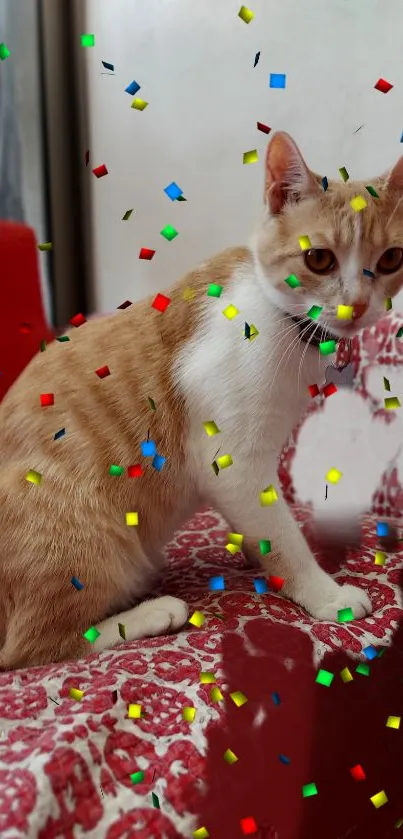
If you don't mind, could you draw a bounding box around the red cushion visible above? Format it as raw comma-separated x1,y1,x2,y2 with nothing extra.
0,221,55,402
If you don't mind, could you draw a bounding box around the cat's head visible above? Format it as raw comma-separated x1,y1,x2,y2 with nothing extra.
255,131,403,339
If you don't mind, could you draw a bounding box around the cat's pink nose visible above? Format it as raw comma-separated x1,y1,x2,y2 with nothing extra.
352,301,368,320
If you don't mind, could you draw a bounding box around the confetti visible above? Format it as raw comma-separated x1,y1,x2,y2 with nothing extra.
238,5,255,23
269,73,286,89
285,273,301,288
189,611,205,628
374,78,393,94
240,817,258,835
244,323,259,340
216,454,233,470
40,393,54,407
164,182,183,201
337,304,353,320
366,185,379,198
102,61,114,71
139,247,155,260
226,542,242,555
340,667,353,683
85,149,89,167
131,98,148,110
109,465,124,476
308,384,320,398
302,782,318,798
259,539,271,555
230,691,248,707
38,242,53,251
271,692,281,705
152,454,166,472
203,420,220,436
152,792,160,809
307,305,322,321
71,576,84,591
320,339,337,355
323,382,337,398
160,224,178,241
386,715,401,729
92,164,108,178
122,209,134,221
209,576,225,591
298,235,311,251
207,283,223,298
356,663,370,676
363,645,377,660
118,623,126,640
397,326,403,338
228,533,243,549
193,829,209,839
26,470,42,486
384,376,391,391
326,467,342,484
130,771,144,785
338,607,354,623
141,440,157,457
95,365,111,379
83,626,100,643
322,176,328,191
224,748,238,764
243,149,258,164
0,43,11,61
370,790,388,808
376,521,389,537
148,397,156,411
253,578,268,594
152,292,171,312
268,575,284,592
385,297,392,311
69,688,84,701
40,340,47,352
254,51,260,67
350,764,366,781
363,268,375,278
259,484,278,505
211,461,219,476
126,512,139,526
183,287,196,300
125,80,140,95
350,195,367,212
211,686,224,702
70,313,87,327
316,669,334,687
81,33,95,47
200,672,216,684
128,703,142,718
339,167,349,182
279,754,290,765
54,428,66,442
183,706,196,722
257,121,271,134
384,396,401,409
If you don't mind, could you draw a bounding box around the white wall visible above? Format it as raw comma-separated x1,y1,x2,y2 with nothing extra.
83,0,403,313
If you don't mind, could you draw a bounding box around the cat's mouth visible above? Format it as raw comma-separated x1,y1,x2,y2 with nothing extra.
290,315,342,347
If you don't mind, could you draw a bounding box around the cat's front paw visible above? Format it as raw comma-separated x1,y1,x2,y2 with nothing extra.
307,582,372,622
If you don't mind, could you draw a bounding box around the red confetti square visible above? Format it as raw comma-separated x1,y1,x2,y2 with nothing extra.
40,393,54,407
19,322,32,334
92,164,108,178
322,382,337,398
308,384,320,398
128,464,143,478
268,575,284,592
349,764,366,781
374,78,393,94
85,149,90,167
70,313,87,328
117,300,132,310
139,247,155,260
95,365,111,379
152,293,171,313
257,121,271,134
240,816,258,835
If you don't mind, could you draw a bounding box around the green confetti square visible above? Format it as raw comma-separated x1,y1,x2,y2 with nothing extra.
396,326,403,338
0,43,10,61
148,396,156,411
130,770,144,785
207,284,223,298
302,782,318,798
284,273,301,289
122,209,134,221
177,195,187,201
118,623,126,640
211,460,219,476
56,335,70,342
83,626,100,643
319,340,337,356
160,224,178,241
259,539,272,556
356,662,370,676
40,340,47,352
81,33,95,47
315,669,334,687
366,185,379,198
307,305,323,321
337,607,354,623
339,167,349,182
152,792,160,809
109,464,124,476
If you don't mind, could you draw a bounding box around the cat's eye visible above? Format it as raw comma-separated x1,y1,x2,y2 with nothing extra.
304,248,336,275
376,247,403,275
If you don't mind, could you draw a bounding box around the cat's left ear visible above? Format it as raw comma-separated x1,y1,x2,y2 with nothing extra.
264,132,321,214
385,156,403,191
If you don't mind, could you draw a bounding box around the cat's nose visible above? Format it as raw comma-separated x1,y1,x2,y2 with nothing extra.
352,301,368,320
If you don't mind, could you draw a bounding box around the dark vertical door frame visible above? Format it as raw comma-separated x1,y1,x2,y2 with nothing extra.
38,0,93,328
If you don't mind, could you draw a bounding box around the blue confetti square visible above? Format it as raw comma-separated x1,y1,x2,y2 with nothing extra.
54,428,66,441
253,577,268,594
140,440,157,457
164,181,183,201
209,575,225,591
401,132,403,143
125,79,140,96
363,645,377,660
271,691,281,705
71,576,84,591
152,454,166,472
376,521,389,537
322,176,328,192
102,61,115,72
269,73,286,89
279,754,290,764
363,268,375,278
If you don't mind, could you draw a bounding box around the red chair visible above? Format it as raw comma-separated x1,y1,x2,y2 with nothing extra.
0,221,55,402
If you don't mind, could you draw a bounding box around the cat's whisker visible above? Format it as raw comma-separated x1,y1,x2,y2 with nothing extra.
297,321,320,392
267,321,311,400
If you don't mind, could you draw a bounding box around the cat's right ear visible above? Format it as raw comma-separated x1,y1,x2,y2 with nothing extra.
264,132,320,214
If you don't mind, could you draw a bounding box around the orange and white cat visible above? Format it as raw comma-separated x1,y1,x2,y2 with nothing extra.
1,131,403,669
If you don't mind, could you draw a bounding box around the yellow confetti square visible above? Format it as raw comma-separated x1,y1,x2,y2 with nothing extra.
222,304,239,320
350,195,368,212
337,305,353,320
226,542,241,555
386,715,401,729
326,468,342,484
203,421,220,436
128,703,142,719
384,297,392,311
69,688,84,701
183,706,196,722
200,672,216,684
228,533,244,546
26,469,42,485
238,5,254,23
189,610,205,628
131,98,148,110
259,484,278,506
384,397,401,410
374,551,386,566
193,828,209,839
298,235,311,251
370,790,388,809
243,149,258,165
183,287,196,300
224,748,238,764
211,686,224,702
126,511,139,526
230,691,248,707
248,324,259,341
217,454,233,469
340,667,353,683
